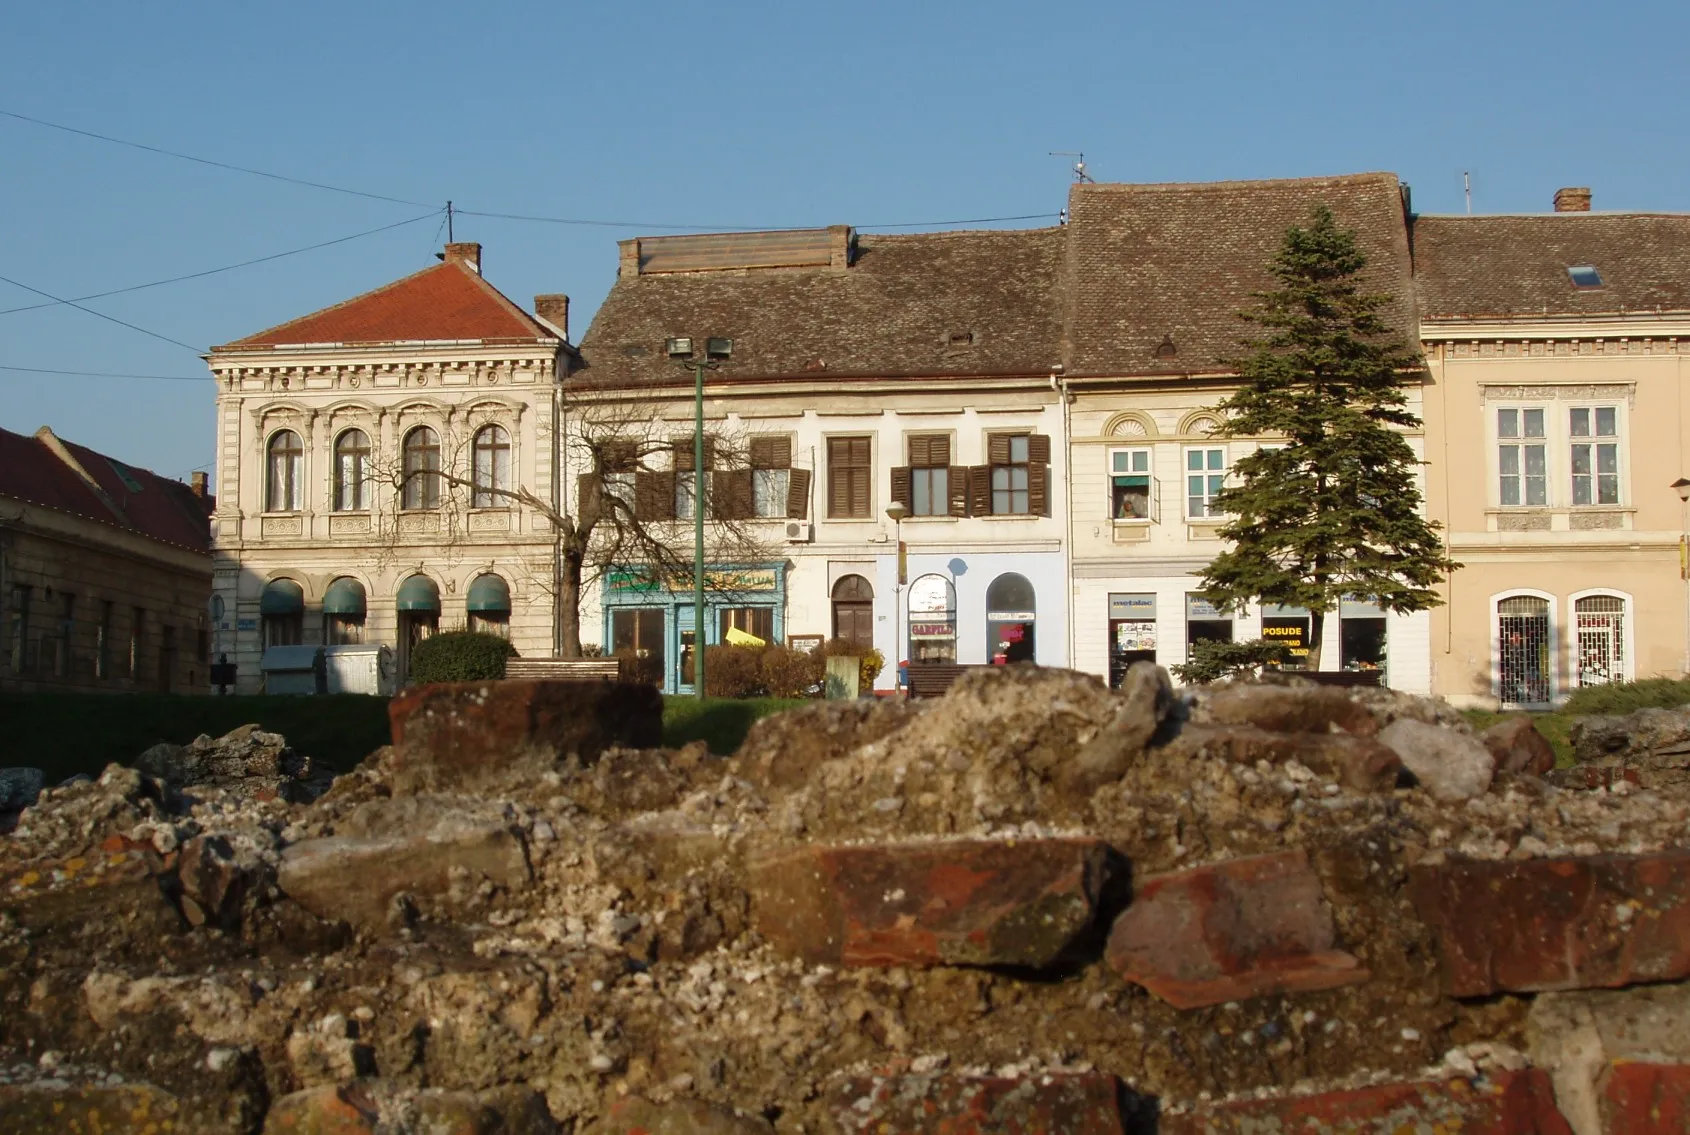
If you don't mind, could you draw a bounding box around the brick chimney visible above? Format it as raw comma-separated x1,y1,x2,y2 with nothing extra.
190,471,208,498
1554,187,1592,213
618,238,641,278
534,294,570,340
443,242,482,274
828,225,856,270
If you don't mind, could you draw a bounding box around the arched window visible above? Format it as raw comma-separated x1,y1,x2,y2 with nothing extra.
333,429,370,512
402,426,441,510
266,430,303,512
831,574,875,648
472,425,511,508
1573,594,1626,688
907,574,957,665
467,573,512,638
322,576,366,644
1497,594,1551,705
986,572,1037,664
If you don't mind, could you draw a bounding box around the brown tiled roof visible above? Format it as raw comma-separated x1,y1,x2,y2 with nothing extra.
0,426,212,554
1062,173,1416,376
575,228,1066,385
1412,213,1690,320
216,260,555,350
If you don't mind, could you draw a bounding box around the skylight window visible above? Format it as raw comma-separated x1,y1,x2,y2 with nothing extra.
1567,265,1604,289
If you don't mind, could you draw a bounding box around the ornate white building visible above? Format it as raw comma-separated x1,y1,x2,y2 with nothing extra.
206,243,570,690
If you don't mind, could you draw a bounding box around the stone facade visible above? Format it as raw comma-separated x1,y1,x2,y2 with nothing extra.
207,244,567,692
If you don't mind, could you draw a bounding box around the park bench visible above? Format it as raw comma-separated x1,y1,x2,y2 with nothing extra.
504,658,625,682
904,663,997,699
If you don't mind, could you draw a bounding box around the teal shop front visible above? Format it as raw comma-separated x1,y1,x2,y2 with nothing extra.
600,563,787,694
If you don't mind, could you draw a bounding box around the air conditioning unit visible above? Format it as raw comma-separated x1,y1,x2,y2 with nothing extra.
784,520,813,543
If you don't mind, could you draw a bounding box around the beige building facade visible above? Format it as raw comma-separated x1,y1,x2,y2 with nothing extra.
0,426,213,693
1416,196,1690,706
207,243,568,691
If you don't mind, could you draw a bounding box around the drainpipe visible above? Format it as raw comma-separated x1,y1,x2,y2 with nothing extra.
552,360,564,658
1053,367,1075,669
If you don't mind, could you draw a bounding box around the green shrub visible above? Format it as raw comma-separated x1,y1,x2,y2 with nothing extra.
1563,676,1690,716
820,638,885,692
613,646,662,686
703,643,765,698
407,632,518,684
1169,638,1290,685
761,644,825,698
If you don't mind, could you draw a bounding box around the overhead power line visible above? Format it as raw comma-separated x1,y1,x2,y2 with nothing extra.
0,365,208,382
3,108,1063,235
0,273,202,354
0,108,432,208
0,210,443,318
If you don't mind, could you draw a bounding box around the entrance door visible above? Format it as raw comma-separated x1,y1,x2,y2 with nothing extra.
831,574,875,649
611,607,665,686
986,572,1037,664
397,612,439,683
1497,595,1551,705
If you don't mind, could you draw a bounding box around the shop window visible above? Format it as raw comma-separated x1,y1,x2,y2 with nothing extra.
1186,594,1233,655
986,572,1036,664
333,429,371,512
1110,449,1153,520
831,575,875,649
828,436,872,518
96,599,113,679
1574,594,1626,688
611,608,665,686
54,593,75,677
402,426,441,510
266,430,303,512
1260,604,1311,670
907,574,957,665
129,606,144,680
1497,595,1551,705
1108,593,1157,687
261,580,305,648
1339,597,1387,676
158,626,176,693
8,585,31,673
719,606,774,645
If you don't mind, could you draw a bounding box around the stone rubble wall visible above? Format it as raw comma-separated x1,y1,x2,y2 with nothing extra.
2,668,1689,1133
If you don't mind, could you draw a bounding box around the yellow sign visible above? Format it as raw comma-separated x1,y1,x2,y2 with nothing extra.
725,626,766,647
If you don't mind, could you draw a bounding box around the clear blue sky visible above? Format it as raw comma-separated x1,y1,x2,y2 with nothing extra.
4,0,1686,482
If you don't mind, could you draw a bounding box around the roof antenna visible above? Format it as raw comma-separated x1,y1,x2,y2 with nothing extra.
1050,151,1093,184
1463,173,1471,215
447,200,455,242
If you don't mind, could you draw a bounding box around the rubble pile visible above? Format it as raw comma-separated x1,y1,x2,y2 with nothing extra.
2,668,1689,1133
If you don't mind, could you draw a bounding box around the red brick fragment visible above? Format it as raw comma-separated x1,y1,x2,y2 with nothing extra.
388,678,662,787
1602,1062,1690,1134
1483,716,1558,776
1161,1070,1571,1134
1408,851,1690,996
750,838,1114,968
263,1083,379,1133
833,1073,1131,1134
1104,849,1368,1009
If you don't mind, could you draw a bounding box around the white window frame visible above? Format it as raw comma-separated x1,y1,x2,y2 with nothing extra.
1568,404,1623,507
1109,447,1156,523
1489,401,1629,510
1494,405,1549,508
1567,588,1634,688
1184,446,1228,520
265,428,305,513
1490,588,1558,707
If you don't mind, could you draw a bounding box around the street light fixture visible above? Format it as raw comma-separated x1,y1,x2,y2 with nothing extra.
671,335,733,700
885,502,909,693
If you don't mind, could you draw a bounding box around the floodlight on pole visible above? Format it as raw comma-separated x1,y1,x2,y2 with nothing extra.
671,334,733,700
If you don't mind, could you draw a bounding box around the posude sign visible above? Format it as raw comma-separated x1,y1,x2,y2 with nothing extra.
608,568,778,593
1261,618,1310,658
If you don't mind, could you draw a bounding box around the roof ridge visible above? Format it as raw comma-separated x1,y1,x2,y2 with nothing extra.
33,426,131,527
861,226,1064,243
1418,211,1690,220
1072,172,1398,196
454,261,556,339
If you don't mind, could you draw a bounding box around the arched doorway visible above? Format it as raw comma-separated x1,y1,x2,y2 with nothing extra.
1497,594,1551,705
831,575,875,649
907,574,957,664
986,572,1036,664
396,574,440,682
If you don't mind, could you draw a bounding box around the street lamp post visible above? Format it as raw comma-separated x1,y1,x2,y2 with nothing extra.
885,501,909,693
1674,478,1690,676
668,336,733,701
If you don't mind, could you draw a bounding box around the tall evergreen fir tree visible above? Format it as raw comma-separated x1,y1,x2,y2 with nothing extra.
1199,206,1459,673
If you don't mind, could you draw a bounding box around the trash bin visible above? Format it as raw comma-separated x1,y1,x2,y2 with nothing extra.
323,644,395,696
260,645,326,695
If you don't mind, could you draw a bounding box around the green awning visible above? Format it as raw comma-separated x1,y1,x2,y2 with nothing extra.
259,579,305,615
322,577,367,615
396,574,440,612
466,574,511,613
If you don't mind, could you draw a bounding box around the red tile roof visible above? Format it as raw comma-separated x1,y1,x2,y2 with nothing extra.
0,426,212,554
216,259,556,350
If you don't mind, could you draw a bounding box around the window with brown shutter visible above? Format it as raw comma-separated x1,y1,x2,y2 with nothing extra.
786,467,812,518
827,436,872,518
985,432,1051,515
712,470,754,519
674,436,716,518
907,434,950,516
750,435,792,518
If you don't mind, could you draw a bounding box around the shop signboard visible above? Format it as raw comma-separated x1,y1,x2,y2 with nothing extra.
1185,596,1225,620
909,622,955,639
1109,593,1157,620
986,610,1036,622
